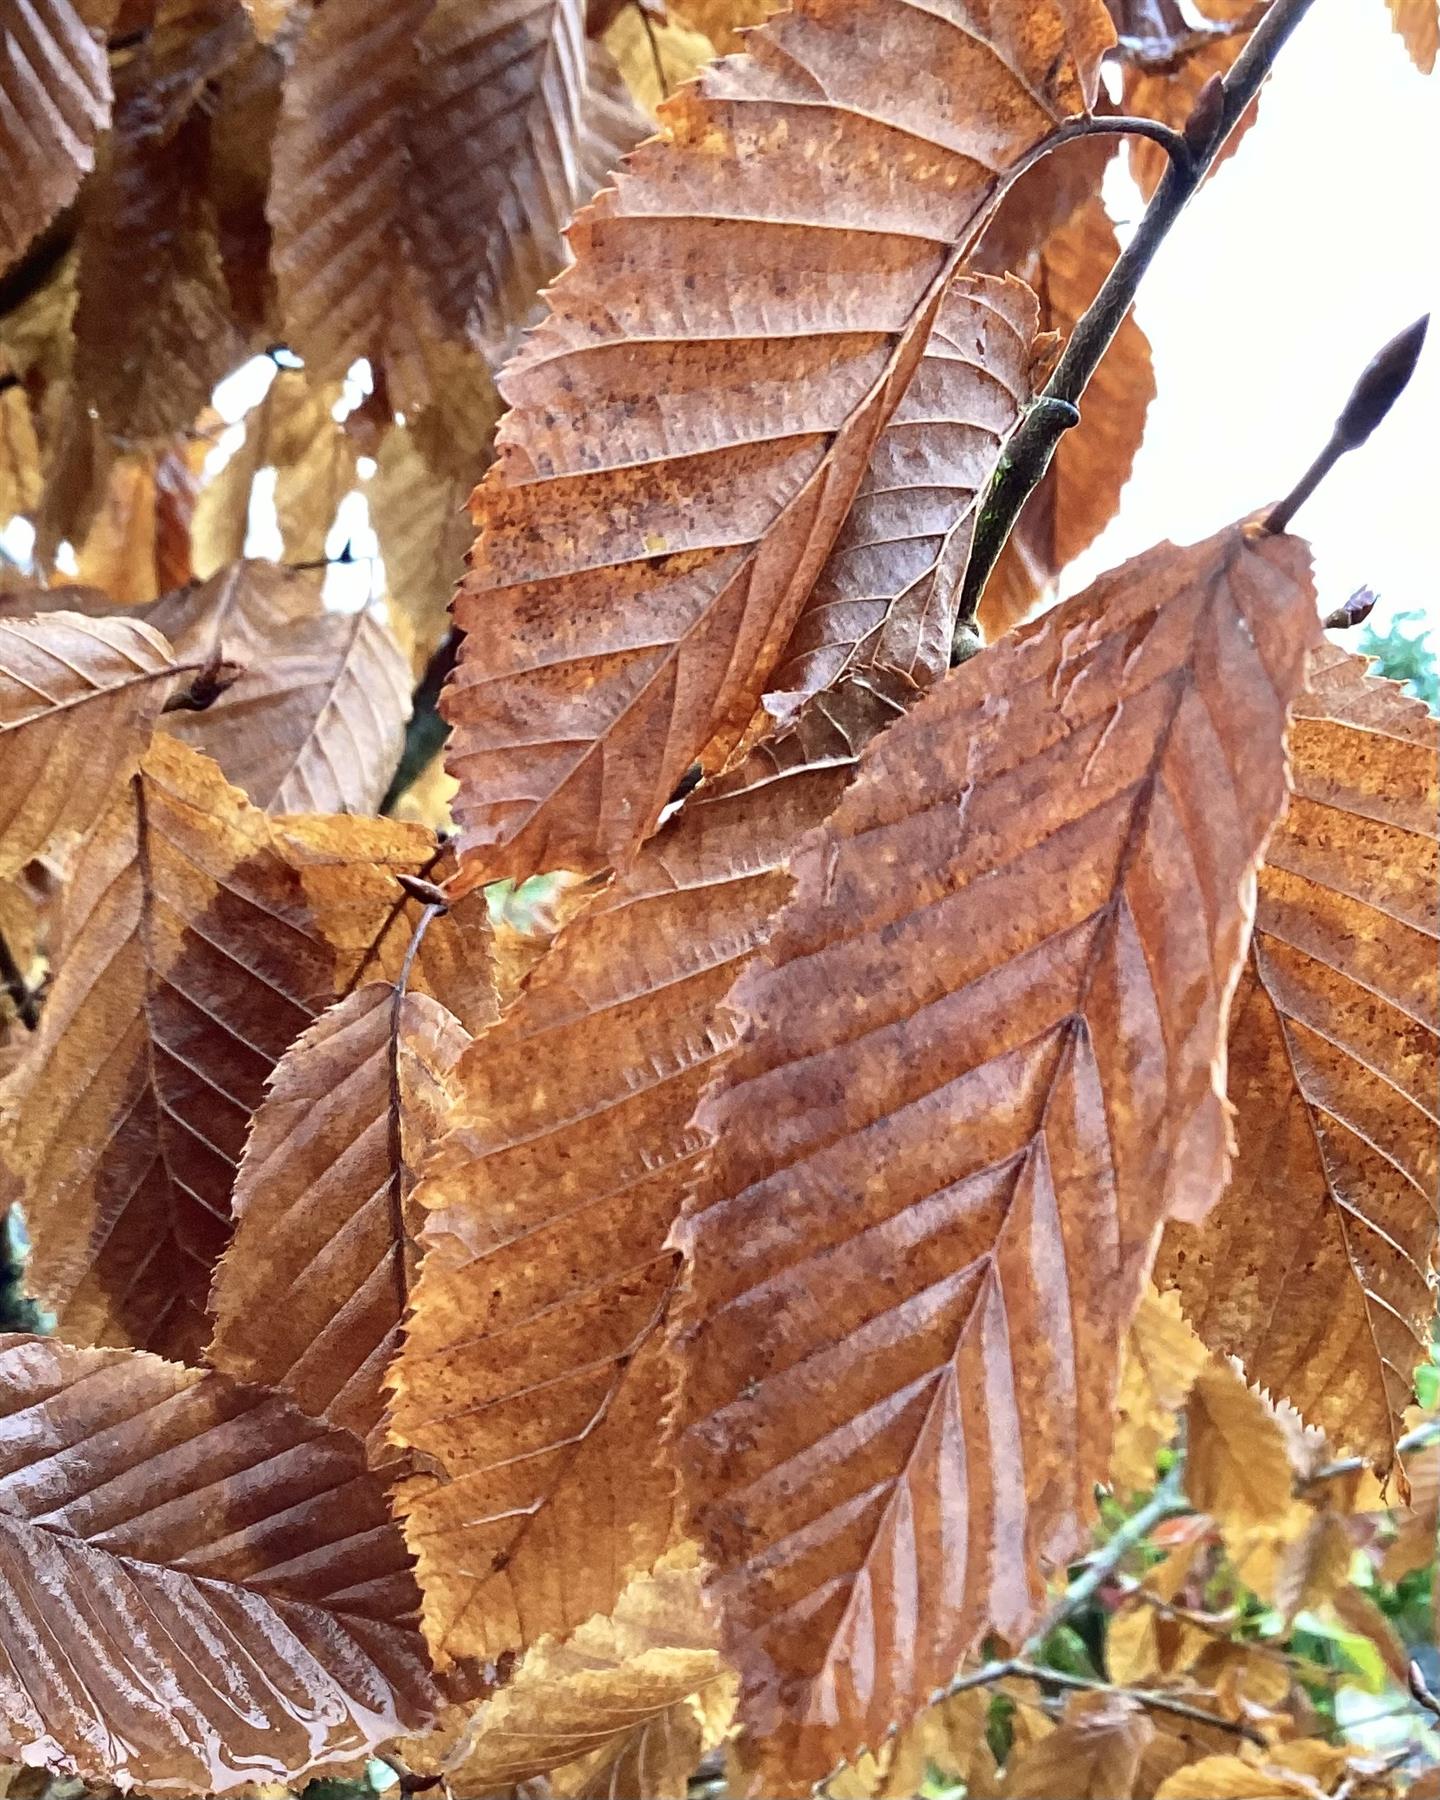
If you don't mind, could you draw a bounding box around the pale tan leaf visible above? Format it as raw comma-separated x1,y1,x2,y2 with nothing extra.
0,611,175,880
604,3,717,107
668,523,1320,1791
0,375,41,519
149,560,413,813
74,451,162,602
1158,652,1439,1470
369,428,472,673
1186,1363,1296,1537
0,1334,437,1792
1106,1597,1212,1687
1380,1441,1438,1579
208,982,482,1452
550,1695,707,1799
1154,1756,1322,1800
1274,1510,1352,1623
441,0,1116,885
1004,1691,1154,1800
0,734,491,1361
1112,1287,1209,1494
273,390,361,565
0,0,110,278
391,675,908,1665
1328,1584,1408,1685
1387,0,1438,70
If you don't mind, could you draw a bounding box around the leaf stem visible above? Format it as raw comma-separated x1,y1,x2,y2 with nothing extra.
956,0,1323,631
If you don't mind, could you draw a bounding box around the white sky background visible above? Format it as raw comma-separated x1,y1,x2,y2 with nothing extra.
1066,1,1439,659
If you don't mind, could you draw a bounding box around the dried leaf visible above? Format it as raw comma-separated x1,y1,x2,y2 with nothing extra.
208,982,481,1451
603,3,717,108
1387,0,1438,71
1004,1691,1154,1800
1274,1509,1351,1622
667,0,768,55
1328,1584,1408,1685
273,393,361,565
0,734,488,1361
1154,1756,1321,1799
1157,652,1439,1470
391,676,908,1665
979,198,1155,641
75,451,164,602
668,522,1320,1790
0,0,110,278
0,1334,437,1792
149,561,413,813
1379,1440,1438,1579
1112,1288,1209,1494
369,429,472,673
410,1549,723,1793
1186,1364,1296,1537
0,611,175,880
0,374,41,519
765,275,1038,705
442,0,1116,884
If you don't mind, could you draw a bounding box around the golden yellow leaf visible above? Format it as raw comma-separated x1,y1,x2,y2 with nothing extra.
75,451,161,603
1154,1757,1322,1800
0,372,41,520
1112,1288,1210,1494
368,428,471,674
604,3,716,108
1387,0,1438,71
1274,1510,1352,1623
1187,1364,1297,1537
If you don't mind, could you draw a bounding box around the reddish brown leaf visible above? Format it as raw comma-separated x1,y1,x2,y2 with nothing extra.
0,1334,437,1792
0,0,110,278
667,521,1320,1791
441,0,1116,885
1157,651,1438,1471
208,981,482,1453
0,734,491,1361
391,675,908,1665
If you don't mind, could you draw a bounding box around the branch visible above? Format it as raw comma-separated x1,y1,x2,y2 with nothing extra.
1303,1418,1440,1487
1031,1458,1189,1643
938,1658,1267,1747
956,0,1322,633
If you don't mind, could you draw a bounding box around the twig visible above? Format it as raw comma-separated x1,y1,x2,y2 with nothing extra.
938,1657,1267,1746
637,0,670,101
1303,1418,1440,1486
1031,1459,1189,1642
956,0,1322,632
1262,315,1428,534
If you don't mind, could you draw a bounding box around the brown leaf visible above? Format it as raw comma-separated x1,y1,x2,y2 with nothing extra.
1112,1288,1209,1494
764,275,1038,705
149,560,413,813
1274,1510,1351,1623
1379,1440,1438,1580
0,0,110,278
1004,1691,1155,1800
390,675,908,1666
979,198,1155,641
208,981,482,1452
667,522,1321,1791
441,0,1116,885
1157,651,1439,1470
0,733,489,1361
1328,1584,1408,1686
75,450,165,602
0,1334,437,1792
0,611,176,880
1387,0,1438,70
667,0,766,56
406,1549,723,1794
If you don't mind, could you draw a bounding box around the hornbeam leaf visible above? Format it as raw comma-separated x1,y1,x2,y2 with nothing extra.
1157,648,1439,1473
0,0,110,279
0,611,177,880
1386,0,1438,71
0,1334,437,1792
150,561,413,814
666,520,1321,1791
440,0,1117,884
0,735,492,1362
391,675,909,1666
208,981,481,1452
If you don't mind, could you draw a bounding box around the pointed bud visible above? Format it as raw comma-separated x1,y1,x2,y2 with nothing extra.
1335,315,1428,450
1322,587,1377,631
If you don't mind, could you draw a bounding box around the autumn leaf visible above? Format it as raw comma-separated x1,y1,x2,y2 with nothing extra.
1112,1287,1209,1495
391,675,908,1666
441,0,1117,885
0,610,177,880
603,2,718,109
368,428,473,673
1387,0,1439,70
1157,649,1439,1472
0,0,110,279
1154,1755,1326,1799
979,196,1155,641
1187,1362,1296,1534
0,734,490,1362
207,980,482,1452
666,521,1321,1791
402,1548,724,1794
0,1334,437,1792
149,560,413,814
1003,1691,1154,1799
0,365,42,519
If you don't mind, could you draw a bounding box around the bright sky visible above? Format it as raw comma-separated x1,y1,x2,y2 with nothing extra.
1066,0,1439,664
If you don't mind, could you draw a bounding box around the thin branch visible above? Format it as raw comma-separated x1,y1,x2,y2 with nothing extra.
938,1657,1267,1746
956,0,1322,632
636,0,670,101
1303,1418,1440,1486
1032,1459,1189,1642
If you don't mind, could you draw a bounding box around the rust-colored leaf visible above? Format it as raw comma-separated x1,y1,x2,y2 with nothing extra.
1387,0,1438,71
208,980,482,1453
0,611,176,880
765,275,1038,706
980,198,1154,641
441,0,1116,885
0,0,110,278
391,676,908,1666
149,561,413,813
0,1334,437,1792
1157,651,1438,1471
667,521,1321,1790
0,733,490,1361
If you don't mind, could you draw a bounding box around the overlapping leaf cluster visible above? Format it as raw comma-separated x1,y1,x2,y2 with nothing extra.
0,0,1435,1796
